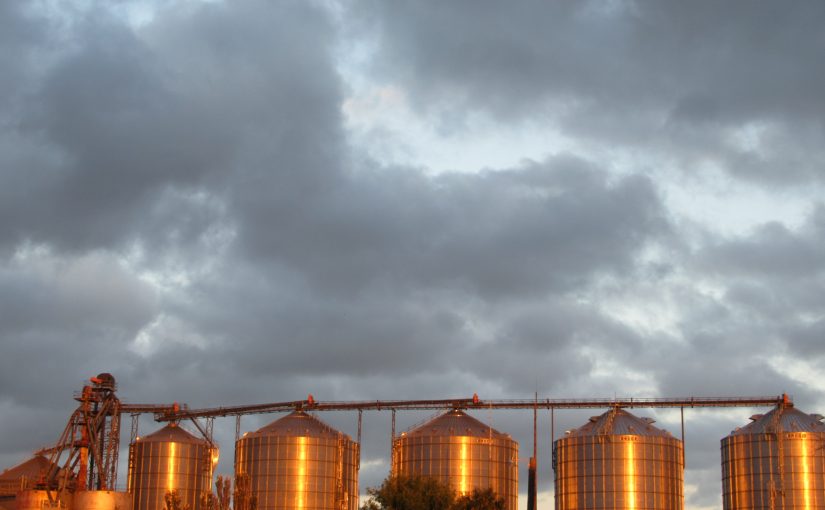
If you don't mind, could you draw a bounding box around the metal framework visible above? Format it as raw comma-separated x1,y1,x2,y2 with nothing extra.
36,375,179,503
155,394,788,421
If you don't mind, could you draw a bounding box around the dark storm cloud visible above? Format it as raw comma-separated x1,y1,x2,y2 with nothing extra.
1,1,822,507
237,155,665,297
352,0,825,183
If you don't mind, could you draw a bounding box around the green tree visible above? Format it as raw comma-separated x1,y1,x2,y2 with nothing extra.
452,488,505,510
361,475,455,510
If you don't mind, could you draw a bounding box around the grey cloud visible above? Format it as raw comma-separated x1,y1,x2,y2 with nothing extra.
1,2,823,508
238,155,667,299
352,1,825,185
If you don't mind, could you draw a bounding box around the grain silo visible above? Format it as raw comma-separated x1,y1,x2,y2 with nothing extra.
554,407,683,510
721,402,825,510
391,409,518,510
128,423,215,510
235,411,359,510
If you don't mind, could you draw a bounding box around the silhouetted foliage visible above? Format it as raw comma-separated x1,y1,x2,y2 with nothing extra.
452,488,505,510
202,475,232,510
360,475,455,510
233,473,257,510
165,490,190,510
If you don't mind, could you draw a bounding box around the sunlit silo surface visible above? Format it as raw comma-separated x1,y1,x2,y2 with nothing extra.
391,409,519,510
554,408,683,510
128,423,215,510
235,411,360,510
13,490,70,510
73,490,132,510
721,403,825,510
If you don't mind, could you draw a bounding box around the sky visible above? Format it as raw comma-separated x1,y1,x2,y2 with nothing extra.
1,1,824,508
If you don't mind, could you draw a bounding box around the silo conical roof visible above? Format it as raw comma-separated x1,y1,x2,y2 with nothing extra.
728,404,825,435
566,408,673,437
0,455,53,481
404,409,511,439
246,410,350,439
138,423,208,444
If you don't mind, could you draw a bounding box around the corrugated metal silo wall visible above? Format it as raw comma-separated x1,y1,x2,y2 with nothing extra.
235,434,359,510
554,434,683,510
392,434,519,510
721,431,825,509
128,439,212,510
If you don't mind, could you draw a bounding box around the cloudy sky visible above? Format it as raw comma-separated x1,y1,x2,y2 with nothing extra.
1,0,824,508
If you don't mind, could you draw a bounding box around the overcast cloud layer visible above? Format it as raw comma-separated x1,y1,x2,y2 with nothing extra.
1,1,824,509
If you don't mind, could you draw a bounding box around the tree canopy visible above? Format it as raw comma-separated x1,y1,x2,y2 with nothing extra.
361,475,505,510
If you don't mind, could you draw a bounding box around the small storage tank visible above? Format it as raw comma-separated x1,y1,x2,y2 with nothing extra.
235,411,359,510
554,407,683,510
721,402,825,510
128,423,215,510
73,491,131,510
14,490,70,510
391,409,518,510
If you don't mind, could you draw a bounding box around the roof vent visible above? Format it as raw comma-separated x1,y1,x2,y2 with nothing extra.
749,414,763,422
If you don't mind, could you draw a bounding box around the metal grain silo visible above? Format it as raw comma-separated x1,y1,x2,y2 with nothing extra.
391,409,519,510
721,402,825,510
554,407,683,510
128,423,215,510
235,411,359,510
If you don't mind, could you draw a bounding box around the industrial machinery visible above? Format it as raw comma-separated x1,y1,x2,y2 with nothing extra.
721,398,825,509
235,411,359,510
554,407,684,510
391,409,519,510
0,373,791,510
11,374,177,510
128,423,216,510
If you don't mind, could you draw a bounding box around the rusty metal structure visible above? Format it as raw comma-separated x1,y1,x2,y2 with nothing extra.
722,399,825,510
554,407,684,510
235,410,359,510
391,409,519,510
42,373,122,503
22,374,178,509
127,423,215,510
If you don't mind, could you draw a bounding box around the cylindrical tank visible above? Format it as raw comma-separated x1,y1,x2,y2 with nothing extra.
128,423,215,510
14,490,70,510
721,403,825,509
554,407,683,510
392,409,518,510
235,411,359,510
72,491,131,510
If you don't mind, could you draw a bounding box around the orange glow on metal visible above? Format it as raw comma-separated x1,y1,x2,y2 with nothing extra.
625,440,636,510
297,436,307,509
801,436,811,510
459,436,468,495
167,442,177,491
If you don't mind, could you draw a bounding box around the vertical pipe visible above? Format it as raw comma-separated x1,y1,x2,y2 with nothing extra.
527,457,537,510
530,399,537,510
357,410,363,446
391,409,396,442
680,407,685,467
